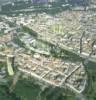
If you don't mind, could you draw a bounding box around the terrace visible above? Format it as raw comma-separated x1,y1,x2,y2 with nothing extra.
15,11,96,59
15,52,87,93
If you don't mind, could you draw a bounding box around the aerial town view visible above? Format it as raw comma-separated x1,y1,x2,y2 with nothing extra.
0,0,96,100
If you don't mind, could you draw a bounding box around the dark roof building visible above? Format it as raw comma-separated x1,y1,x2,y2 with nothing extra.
32,0,48,3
